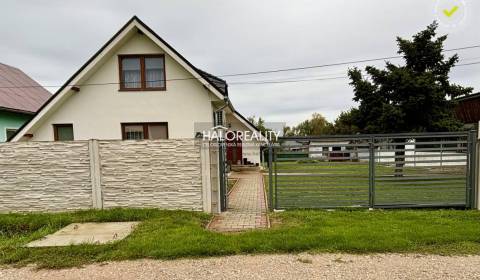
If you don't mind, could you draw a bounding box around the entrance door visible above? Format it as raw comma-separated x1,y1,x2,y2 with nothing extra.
226,132,242,165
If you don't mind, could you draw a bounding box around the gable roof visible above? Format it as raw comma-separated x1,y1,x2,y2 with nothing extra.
10,16,228,141
455,92,480,102
196,68,228,96
0,63,51,114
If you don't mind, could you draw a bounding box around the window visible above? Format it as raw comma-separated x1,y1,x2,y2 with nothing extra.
214,110,224,126
5,128,17,140
53,124,74,141
119,55,165,91
121,123,168,140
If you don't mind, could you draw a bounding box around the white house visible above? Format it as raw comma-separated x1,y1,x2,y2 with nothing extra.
9,16,264,165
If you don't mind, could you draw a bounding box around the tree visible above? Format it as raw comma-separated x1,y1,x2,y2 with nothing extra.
348,22,472,133
332,109,361,135
347,22,473,174
247,115,274,139
288,113,334,136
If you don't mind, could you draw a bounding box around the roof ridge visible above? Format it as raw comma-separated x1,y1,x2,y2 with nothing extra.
195,68,227,83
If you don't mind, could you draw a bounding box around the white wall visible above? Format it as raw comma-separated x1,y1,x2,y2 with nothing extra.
226,113,261,165
29,32,217,141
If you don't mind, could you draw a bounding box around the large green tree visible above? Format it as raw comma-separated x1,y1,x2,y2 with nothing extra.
347,22,472,133
347,22,473,175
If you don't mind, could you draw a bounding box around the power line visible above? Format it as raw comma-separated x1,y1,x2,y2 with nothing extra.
230,61,480,86
0,44,478,89
230,76,347,85
220,45,480,77
455,61,480,67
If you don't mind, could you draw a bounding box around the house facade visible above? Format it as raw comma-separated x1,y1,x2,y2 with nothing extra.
10,16,263,165
0,63,51,141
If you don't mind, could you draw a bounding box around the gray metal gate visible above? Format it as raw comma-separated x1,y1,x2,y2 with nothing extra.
218,141,228,211
269,131,477,209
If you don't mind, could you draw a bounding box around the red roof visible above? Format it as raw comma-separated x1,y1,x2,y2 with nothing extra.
0,63,51,114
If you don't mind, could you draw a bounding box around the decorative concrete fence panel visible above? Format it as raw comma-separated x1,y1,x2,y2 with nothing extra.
98,140,203,210
0,139,215,213
0,141,92,212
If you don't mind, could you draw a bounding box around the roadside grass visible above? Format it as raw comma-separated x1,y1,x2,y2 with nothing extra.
2,208,480,268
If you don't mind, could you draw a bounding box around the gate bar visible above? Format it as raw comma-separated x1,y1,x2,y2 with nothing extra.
368,137,375,208
268,144,273,210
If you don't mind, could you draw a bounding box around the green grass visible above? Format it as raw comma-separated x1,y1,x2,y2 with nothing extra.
271,161,467,208
227,178,238,194
1,208,480,268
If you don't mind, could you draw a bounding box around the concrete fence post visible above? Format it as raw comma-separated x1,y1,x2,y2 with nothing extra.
200,140,212,213
88,139,103,209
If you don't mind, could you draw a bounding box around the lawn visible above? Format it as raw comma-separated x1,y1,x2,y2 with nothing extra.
271,161,467,209
1,208,480,268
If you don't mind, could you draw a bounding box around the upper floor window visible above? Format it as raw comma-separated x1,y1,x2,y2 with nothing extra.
119,55,166,91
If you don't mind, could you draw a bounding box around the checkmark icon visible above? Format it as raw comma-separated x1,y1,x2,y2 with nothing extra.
443,6,459,17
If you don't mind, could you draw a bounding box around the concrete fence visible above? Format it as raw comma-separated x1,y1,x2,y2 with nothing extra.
0,139,219,213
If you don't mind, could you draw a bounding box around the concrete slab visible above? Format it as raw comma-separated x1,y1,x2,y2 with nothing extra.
26,222,140,247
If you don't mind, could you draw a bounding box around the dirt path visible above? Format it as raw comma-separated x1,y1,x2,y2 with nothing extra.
2,254,480,280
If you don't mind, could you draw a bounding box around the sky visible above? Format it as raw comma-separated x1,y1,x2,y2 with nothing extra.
0,0,479,126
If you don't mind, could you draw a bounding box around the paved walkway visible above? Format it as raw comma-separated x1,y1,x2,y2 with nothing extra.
209,171,268,232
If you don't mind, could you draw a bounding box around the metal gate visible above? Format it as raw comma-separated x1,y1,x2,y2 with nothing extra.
218,141,228,211
268,131,477,209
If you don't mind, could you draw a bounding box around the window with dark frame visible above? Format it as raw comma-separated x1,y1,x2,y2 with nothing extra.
214,110,224,126
119,55,166,91
53,124,74,141
5,128,17,140
121,123,168,140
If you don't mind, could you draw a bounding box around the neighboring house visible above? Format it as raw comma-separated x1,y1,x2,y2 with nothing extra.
455,92,480,129
309,141,350,160
0,63,51,142
9,16,264,164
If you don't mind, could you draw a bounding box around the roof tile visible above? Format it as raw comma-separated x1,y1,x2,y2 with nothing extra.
0,63,51,113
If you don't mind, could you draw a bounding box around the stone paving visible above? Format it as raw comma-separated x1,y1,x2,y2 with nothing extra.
209,171,268,232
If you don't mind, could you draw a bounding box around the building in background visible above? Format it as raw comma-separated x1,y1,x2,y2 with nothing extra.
0,63,51,141
455,92,480,129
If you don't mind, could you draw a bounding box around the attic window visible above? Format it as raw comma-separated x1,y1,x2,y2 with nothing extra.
119,54,166,91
